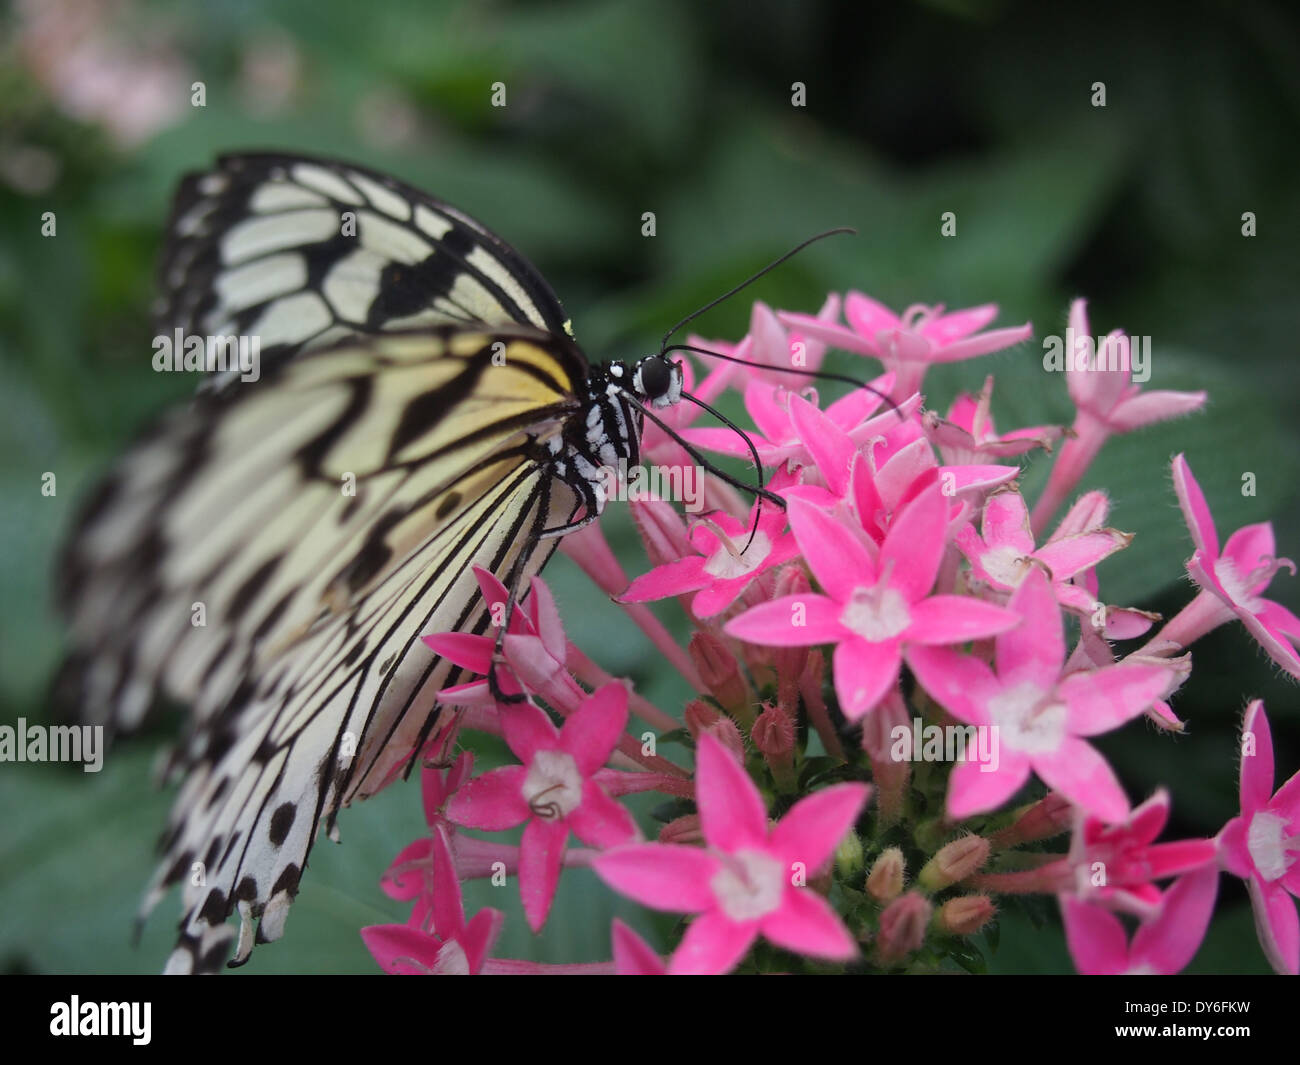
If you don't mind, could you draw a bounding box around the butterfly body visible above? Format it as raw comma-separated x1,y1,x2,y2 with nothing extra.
56,153,688,971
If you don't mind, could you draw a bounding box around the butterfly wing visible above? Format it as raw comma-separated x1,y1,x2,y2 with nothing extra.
58,327,589,970
157,151,574,389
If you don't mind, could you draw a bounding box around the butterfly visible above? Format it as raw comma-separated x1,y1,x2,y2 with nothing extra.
55,152,797,973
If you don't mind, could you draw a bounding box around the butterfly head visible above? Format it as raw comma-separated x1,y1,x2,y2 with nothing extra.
628,354,683,409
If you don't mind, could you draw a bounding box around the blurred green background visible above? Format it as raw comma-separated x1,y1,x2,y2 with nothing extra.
1,0,1297,974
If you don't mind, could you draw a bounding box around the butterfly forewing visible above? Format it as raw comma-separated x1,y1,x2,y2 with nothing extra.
158,152,573,390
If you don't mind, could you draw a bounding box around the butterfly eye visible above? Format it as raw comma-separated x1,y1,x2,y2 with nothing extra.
634,356,679,406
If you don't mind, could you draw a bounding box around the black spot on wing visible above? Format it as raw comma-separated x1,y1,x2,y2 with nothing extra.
268,802,296,847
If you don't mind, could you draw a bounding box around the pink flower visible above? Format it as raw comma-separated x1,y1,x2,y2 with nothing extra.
379,753,475,908
780,294,1032,400
922,376,1062,465
1061,866,1219,975
1031,300,1205,532
908,567,1178,822
1217,700,1300,975
726,488,1020,718
595,734,870,974
621,480,800,619
1148,454,1300,679
446,683,640,931
362,826,504,975
956,487,1149,638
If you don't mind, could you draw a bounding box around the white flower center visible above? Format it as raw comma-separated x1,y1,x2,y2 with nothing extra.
987,681,1067,755
840,584,912,642
1213,556,1264,613
981,545,1030,588
711,848,786,923
703,530,772,580
523,749,583,821
1247,809,1299,883
433,939,471,975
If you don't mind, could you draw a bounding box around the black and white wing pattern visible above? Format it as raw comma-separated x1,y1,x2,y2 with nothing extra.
157,152,574,388
60,326,590,971
55,151,618,971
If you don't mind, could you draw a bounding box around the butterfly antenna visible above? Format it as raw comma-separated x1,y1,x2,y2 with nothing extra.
679,392,771,554
659,227,856,353
665,342,904,420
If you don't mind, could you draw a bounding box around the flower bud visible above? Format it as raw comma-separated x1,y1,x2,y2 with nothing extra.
866,847,905,902
989,793,1074,849
834,831,865,880
772,565,811,708
861,690,910,824
703,715,745,764
689,631,751,721
630,497,692,568
935,894,996,936
752,703,796,791
658,814,702,845
919,835,990,892
876,892,932,963
683,699,720,740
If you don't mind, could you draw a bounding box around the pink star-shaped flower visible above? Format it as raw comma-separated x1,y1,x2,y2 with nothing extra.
780,294,1032,400
1161,453,1300,678
726,487,1020,718
922,376,1062,465
1217,699,1300,975
908,567,1179,822
446,683,640,931
621,473,800,618
1060,865,1219,975
595,734,870,974
362,826,504,975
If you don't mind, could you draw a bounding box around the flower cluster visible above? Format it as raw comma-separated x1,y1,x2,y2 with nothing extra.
363,294,1300,975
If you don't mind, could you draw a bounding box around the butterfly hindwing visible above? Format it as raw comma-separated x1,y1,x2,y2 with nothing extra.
58,326,589,969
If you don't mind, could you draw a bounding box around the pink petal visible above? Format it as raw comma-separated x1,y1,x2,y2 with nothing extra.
562,682,629,775
1109,389,1206,431
769,783,871,871
568,780,638,849
1034,737,1130,822
788,393,856,496
1249,876,1300,975
668,910,759,975
996,568,1064,689
360,923,444,974
982,490,1035,553
1124,789,1171,845
924,303,999,343
1216,817,1254,879
697,732,770,850
500,700,561,764
928,322,1033,363
1238,606,1300,680
725,593,847,646
446,765,531,831
526,576,567,662
745,380,797,443
1240,699,1275,813
1059,662,1174,736
833,638,902,718
461,908,505,974
761,885,858,961
947,754,1031,819
905,645,997,726
787,495,875,592
881,488,946,602
519,816,569,933
1060,896,1128,975
429,826,467,939
906,595,1020,645
423,632,493,672
1131,866,1218,974
620,556,711,603
611,920,667,975
1171,454,1219,559
595,844,722,912
1034,530,1130,582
